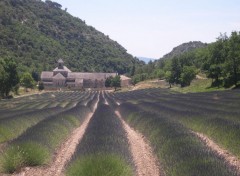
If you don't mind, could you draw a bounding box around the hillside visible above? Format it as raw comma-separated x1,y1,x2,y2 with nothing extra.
0,0,143,74
160,41,207,60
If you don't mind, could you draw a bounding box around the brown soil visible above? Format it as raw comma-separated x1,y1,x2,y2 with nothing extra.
102,92,109,105
196,74,207,80
212,94,220,100
11,94,99,176
132,79,168,91
0,143,8,158
0,143,6,152
14,90,52,99
115,111,162,176
194,132,240,174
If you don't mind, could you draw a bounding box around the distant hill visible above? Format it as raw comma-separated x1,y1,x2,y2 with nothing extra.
160,41,207,60
0,0,143,74
137,57,156,64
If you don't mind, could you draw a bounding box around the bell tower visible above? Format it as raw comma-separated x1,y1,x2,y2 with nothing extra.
58,59,64,69
53,59,69,77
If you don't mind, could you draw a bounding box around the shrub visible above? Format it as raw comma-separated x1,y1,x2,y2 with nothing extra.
66,154,132,176
1,142,49,173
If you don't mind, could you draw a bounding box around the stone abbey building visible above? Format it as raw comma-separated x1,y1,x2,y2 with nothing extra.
41,59,118,89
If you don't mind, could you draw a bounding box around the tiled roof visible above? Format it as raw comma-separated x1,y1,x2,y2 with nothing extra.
41,71,116,81
41,72,53,79
68,72,116,80
42,82,53,85
120,75,131,80
53,73,66,80
53,66,72,72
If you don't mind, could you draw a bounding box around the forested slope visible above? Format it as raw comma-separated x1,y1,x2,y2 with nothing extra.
0,0,143,74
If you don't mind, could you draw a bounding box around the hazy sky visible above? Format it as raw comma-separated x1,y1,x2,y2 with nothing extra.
52,0,240,59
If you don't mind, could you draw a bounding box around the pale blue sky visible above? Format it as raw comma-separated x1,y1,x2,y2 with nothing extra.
52,0,240,58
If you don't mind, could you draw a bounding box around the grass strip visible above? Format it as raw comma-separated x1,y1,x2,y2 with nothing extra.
0,142,49,173
67,154,132,176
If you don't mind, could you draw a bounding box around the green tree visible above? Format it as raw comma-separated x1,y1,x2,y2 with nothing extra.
32,71,39,82
0,58,19,98
130,64,135,76
165,71,174,88
225,31,240,87
38,81,44,91
20,72,35,91
180,66,197,87
131,76,139,86
111,75,121,91
155,69,165,79
206,34,228,86
170,57,182,84
105,75,121,90
0,64,6,98
105,76,113,87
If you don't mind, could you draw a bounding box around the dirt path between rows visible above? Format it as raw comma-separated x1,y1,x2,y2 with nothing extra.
102,91,109,105
0,143,7,153
115,111,162,176
12,94,99,176
194,132,240,174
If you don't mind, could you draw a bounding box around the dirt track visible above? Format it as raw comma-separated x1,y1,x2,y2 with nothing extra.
115,111,162,176
0,143,6,152
195,132,240,174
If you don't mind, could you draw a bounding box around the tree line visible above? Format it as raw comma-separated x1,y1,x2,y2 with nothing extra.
132,31,240,88
0,57,122,99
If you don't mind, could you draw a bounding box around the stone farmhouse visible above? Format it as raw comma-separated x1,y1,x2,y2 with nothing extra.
41,59,131,89
120,75,132,87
